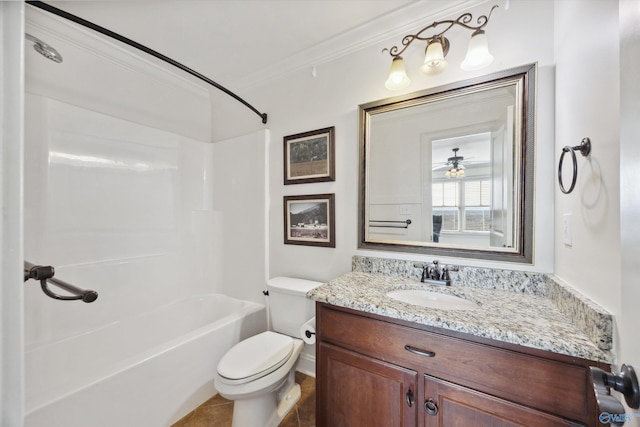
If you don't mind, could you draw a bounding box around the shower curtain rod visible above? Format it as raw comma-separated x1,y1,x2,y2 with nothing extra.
26,1,268,124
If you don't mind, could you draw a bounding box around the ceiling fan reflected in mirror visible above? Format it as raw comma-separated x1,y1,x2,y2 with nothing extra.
445,147,465,178
432,146,488,177
432,147,467,178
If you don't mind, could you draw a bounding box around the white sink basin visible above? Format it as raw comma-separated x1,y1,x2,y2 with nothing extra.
386,289,479,311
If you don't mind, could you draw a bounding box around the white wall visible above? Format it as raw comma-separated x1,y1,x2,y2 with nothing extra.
619,0,640,419
248,1,556,282
1,2,26,425
554,4,640,418
212,130,270,304
553,2,622,318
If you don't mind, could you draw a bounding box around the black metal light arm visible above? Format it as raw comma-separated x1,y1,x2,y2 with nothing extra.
383,5,499,58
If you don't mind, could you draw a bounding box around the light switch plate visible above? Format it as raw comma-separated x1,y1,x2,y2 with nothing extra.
399,205,411,215
562,213,572,246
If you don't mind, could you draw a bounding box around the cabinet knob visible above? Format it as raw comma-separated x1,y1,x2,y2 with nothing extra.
406,389,414,407
424,398,439,416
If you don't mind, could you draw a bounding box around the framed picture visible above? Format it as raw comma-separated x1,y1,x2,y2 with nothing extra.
284,126,335,185
284,194,335,247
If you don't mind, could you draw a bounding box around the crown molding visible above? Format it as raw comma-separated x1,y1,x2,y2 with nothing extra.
233,0,489,91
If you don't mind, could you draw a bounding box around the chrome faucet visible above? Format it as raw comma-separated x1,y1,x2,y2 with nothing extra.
413,260,456,286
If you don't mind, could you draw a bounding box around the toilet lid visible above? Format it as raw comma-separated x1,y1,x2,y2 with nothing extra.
217,331,294,383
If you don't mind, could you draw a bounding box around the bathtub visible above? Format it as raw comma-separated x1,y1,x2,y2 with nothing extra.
24,294,266,427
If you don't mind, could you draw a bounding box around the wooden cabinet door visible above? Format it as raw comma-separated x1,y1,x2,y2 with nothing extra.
317,343,418,427
423,375,584,427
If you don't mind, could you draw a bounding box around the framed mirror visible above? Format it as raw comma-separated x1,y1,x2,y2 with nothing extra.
358,63,536,263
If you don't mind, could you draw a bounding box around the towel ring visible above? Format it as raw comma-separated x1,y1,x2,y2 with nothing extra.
558,137,591,194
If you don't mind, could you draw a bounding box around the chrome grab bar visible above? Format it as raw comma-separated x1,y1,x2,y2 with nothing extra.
24,261,98,303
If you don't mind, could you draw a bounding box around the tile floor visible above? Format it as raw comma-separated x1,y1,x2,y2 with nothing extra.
172,372,315,427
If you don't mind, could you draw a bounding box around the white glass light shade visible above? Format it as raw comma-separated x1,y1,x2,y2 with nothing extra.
420,40,448,75
384,56,411,90
445,167,465,178
460,30,494,71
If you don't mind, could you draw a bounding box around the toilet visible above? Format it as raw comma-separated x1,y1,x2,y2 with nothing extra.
214,276,322,427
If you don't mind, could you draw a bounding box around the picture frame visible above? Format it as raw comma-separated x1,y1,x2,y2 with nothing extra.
284,194,335,247
283,126,335,185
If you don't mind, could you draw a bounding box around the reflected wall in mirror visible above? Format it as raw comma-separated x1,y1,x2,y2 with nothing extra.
358,63,535,263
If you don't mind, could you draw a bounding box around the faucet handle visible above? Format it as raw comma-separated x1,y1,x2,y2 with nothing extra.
430,260,440,280
412,263,429,282
441,266,450,281
441,264,459,274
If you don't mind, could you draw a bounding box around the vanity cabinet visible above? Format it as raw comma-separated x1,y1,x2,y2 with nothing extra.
319,344,418,426
316,302,605,427
422,376,582,426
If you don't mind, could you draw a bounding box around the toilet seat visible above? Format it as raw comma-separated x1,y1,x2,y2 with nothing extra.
217,331,294,385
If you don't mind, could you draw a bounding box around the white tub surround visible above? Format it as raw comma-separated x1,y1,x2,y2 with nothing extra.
25,294,266,427
23,8,270,427
309,256,614,364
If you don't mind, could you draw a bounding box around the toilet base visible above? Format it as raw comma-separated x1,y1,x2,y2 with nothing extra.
230,369,301,427
276,381,301,419
231,393,278,427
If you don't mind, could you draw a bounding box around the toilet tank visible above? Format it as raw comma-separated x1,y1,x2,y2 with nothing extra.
267,277,322,337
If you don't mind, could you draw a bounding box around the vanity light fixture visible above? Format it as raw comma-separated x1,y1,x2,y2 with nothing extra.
445,148,465,178
383,5,498,90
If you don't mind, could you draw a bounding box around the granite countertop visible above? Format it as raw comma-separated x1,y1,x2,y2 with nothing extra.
308,271,612,363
